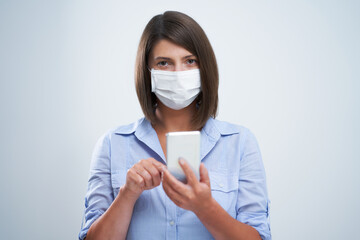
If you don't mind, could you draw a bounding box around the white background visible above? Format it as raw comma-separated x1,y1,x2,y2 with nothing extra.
0,1,359,239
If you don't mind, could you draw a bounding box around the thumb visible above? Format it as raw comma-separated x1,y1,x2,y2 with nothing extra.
199,163,210,187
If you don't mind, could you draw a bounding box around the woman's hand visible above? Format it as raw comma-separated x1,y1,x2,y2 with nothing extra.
162,159,214,214
122,158,164,201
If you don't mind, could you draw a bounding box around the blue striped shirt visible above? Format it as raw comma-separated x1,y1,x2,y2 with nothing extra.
79,117,271,239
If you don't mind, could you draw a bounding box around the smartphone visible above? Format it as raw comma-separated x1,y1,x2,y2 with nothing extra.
166,131,201,182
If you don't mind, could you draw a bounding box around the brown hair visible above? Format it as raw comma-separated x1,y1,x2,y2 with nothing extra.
135,11,218,129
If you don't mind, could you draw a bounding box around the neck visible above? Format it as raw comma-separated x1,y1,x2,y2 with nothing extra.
154,101,197,133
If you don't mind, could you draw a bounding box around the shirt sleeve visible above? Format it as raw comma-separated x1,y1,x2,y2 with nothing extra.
78,132,114,240
236,128,271,240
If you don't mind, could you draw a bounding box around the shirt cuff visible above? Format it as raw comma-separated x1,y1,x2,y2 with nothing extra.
237,212,271,240
78,209,104,240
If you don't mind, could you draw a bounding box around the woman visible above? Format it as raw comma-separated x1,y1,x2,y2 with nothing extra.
79,11,271,240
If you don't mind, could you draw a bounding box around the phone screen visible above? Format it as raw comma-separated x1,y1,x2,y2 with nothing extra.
166,131,201,182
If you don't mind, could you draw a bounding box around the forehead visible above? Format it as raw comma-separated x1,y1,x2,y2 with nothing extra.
150,39,193,58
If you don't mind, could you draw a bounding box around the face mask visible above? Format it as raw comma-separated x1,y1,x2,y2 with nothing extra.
151,68,201,110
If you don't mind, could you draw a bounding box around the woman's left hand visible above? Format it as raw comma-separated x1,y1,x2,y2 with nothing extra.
162,159,214,214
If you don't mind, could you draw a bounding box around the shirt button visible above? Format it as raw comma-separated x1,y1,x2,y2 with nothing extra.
219,183,224,188
169,220,175,226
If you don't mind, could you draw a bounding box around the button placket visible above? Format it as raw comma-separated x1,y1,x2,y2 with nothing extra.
165,195,177,239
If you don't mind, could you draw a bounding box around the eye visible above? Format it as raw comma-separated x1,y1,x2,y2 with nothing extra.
157,61,168,67
186,59,197,65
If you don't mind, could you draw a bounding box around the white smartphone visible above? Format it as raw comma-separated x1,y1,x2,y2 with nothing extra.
166,131,201,182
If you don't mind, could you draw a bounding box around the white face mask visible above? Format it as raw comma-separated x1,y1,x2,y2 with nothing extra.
151,68,201,110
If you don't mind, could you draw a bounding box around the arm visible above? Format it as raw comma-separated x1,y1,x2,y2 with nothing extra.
196,197,261,240
236,129,271,239
85,186,137,240
79,132,164,240
162,160,261,240
86,158,164,240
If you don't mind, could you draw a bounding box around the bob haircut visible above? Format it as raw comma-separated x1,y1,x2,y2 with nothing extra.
135,11,218,130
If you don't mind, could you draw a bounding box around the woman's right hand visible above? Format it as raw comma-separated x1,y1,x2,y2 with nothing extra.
121,158,165,201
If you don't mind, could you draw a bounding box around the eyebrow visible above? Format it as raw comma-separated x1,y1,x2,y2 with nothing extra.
154,55,196,61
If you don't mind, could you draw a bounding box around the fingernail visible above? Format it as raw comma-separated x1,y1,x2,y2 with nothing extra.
179,158,184,165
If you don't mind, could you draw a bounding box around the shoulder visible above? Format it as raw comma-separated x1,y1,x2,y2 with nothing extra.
98,118,145,142
211,118,259,148
112,118,145,135
211,118,251,136
109,118,145,135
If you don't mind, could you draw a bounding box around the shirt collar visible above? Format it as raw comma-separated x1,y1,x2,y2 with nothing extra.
134,118,166,162
114,117,240,162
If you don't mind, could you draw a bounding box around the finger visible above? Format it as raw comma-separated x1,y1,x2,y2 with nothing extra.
127,168,145,189
199,163,210,187
162,168,188,196
148,158,165,171
142,160,162,187
133,163,153,188
178,158,197,185
162,177,186,207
